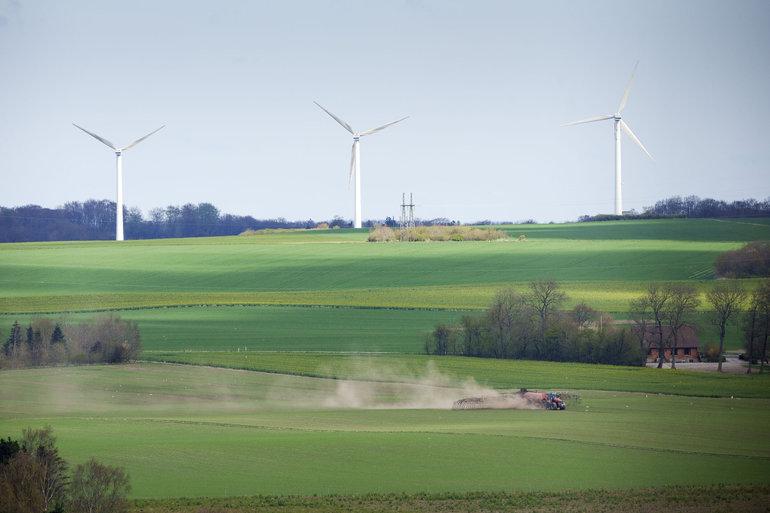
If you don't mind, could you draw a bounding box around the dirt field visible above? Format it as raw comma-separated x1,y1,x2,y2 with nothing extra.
132,485,770,513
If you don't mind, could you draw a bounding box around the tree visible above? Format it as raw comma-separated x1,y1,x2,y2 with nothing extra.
50,324,65,346
743,298,760,373
21,427,68,513
526,280,566,342
0,451,45,513
486,289,524,358
629,296,652,357
0,438,19,465
3,321,22,363
428,325,453,355
706,282,747,372
69,459,130,513
743,280,770,373
571,302,597,330
460,315,487,357
663,284,700,370
640,284,672,368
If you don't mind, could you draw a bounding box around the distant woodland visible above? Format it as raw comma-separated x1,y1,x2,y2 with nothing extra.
1,195,769,242
1,315,141,369
578,195,770,222
0,201,320,242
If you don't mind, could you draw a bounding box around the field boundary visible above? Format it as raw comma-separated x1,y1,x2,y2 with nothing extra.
130,484,770,513
0,301,478,317
140,358,770,399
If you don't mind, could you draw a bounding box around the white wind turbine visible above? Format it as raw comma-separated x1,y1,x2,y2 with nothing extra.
314,101,408,229
563,62,653,215
73,123,165,241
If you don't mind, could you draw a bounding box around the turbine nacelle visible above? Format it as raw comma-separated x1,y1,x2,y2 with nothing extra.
73,123,164,241
314,101,408,229
562,61,652,216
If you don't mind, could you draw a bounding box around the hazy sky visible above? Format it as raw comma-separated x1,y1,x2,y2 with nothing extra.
1,0,769,222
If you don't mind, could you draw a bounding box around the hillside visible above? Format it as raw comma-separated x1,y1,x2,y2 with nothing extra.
1,218,768,352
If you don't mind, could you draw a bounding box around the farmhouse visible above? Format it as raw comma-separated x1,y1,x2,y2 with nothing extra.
640,325,701,363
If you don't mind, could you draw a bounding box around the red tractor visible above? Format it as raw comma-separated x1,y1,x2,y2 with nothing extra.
518,389,566,410
451,389,566,410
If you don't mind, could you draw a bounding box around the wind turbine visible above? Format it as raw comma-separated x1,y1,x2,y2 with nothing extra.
314,101,408,229
563,62,653,215
73,123,165,241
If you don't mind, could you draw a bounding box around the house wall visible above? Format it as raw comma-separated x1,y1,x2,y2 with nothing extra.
647,347,700,363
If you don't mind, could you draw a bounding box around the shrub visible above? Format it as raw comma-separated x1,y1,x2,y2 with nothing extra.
368,225,508,242
703,344,725,362
1,315,141,369
66,315,141,364
367,225,397,242
69,459,130,513
715,241,770,278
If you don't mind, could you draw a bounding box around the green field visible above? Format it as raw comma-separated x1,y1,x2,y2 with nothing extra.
1,306,464,352
2,218,770,504
143,351,770,398
2,218,769,352
1,363,768,499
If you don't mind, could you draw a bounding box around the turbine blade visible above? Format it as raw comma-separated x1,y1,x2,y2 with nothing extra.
620,120,654,160
359,116,409,136
121,125,166,151
314,101,354,134
617,61,639,113
72,123,116,150
561,115,613,127
349,141,356,187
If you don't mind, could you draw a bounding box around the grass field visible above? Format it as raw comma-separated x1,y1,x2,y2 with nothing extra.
2,218,768,352
0,306,464,352
143,351,770,398
2,218,770,503
1,363,768,499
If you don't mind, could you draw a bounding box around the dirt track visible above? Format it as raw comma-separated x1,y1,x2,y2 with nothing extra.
645,355,763,374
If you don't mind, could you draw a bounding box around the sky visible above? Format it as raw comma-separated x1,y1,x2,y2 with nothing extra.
1,0,769,223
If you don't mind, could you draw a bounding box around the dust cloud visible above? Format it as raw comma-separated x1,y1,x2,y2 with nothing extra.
274,361,537,410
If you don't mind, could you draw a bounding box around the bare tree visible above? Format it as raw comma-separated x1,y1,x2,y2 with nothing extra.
486,289,517,358
69,459,131,513
744,280,770,373
20,427,68,513
629,297,652,356
706,282,747,372
663,284,701,370
571,302,597,330
526,280,566,340
639,284,673,369
743,297,760,374
0,451,45,513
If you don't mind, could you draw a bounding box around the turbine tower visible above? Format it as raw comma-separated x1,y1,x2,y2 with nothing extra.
314,101,408,229
563,62,653,215
73,123,165,241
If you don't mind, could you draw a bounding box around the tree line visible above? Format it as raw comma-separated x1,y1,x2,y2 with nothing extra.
427,279,770,371
1,315,141,369
0,201,321,242
1,427,130,513
426,281,645,366
715,241,770,278
579,195,770,222
0,199,473,243
630,279,767,374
